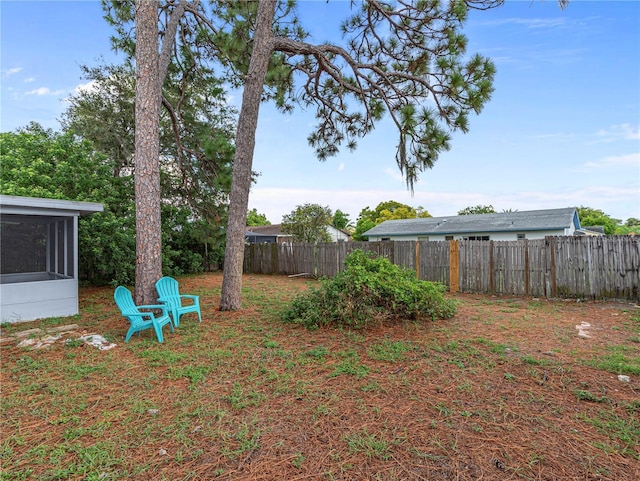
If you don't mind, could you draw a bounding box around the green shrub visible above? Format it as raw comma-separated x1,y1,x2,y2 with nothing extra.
282,250,457,329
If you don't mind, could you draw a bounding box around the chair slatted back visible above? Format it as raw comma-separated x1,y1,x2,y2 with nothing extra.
156,277,180,305
114,286,139,316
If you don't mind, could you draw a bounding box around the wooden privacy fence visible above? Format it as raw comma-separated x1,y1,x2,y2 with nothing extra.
244,236,640,301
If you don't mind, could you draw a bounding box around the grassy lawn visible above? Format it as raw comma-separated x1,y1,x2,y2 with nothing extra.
1,272,639,480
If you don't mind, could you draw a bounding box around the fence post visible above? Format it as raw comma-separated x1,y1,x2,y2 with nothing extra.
524,239,530,296
449,240,459,293
270,242,278,274
248,243,255,273
546,236,557,298
489,240,495,294
415,241,420,279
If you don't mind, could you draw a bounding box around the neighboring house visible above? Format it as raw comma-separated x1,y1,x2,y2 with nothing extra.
245,224,351,243
0,195,104,323
245,224,292,244
579,225,606,236
326,225,351,242
362,207,602,242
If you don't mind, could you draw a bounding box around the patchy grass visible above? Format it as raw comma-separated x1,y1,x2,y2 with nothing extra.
1,273,639,480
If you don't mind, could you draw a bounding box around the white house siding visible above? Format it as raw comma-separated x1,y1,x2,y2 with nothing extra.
1,278,78,323
367,228,569,242
326,226,351,242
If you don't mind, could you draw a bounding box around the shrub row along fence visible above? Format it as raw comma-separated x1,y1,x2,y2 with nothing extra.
244,236,640,301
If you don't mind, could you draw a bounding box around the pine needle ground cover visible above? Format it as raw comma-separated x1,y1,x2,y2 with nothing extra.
1,273,638,480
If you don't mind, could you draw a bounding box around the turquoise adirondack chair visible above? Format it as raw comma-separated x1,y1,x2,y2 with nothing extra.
155,276,202,327
114,286,175,343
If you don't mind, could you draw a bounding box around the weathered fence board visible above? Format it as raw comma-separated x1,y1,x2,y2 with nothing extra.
244,236,639,301
420,241,450,285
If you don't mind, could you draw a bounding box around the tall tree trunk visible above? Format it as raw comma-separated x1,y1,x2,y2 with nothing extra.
220,0,277,310
134,0,162,305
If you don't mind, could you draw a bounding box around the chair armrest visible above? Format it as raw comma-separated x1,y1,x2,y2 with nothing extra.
157,295,181,303
138,304,170,316
180,295,199,301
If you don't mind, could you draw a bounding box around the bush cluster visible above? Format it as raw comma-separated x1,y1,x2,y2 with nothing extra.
1,126,226,287
282,250,457,329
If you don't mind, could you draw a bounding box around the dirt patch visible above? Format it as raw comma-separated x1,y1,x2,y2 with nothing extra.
1,273,638,480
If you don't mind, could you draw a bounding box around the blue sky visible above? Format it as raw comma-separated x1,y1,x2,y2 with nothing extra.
2,1,639,225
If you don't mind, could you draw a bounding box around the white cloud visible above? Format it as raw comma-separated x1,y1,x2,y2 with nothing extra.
4,67,23,77
338,162,345,172
25,87,65,96
531,132,575,141
520,18,567,30
504,187,639,220
582,152,640,169
478,17,567,30
24,77,35,83
593,124,640,143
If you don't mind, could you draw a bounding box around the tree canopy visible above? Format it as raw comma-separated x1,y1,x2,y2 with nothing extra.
62,60,236,256
281,203,333,243
332,210,353,231
457,204,496,215
353,200,431,240
0,124,135,285
246,208,271,226
0,123,227,284
577,206,621,236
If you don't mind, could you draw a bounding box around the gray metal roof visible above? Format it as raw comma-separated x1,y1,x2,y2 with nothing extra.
0,194,103,218
362,207,579,237
245,224,289,237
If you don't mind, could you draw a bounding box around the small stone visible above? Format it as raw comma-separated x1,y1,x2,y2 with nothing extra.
46,324,80,333
147,409,160,415
158,448,168,456
17,338,37,348
618,375,630,383
13,328,43,339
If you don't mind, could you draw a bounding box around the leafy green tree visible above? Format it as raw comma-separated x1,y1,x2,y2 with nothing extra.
63,62,236,195
415,206,432,218
614,224,640,235
246,208,271,226
332,210,353,230
1,124,221,284
281,203,333,243
379,206,412,222
577,206,620,235
0,124,136,286
62,60,235,272
352,218,377,242
61,63,136,176
352,201,431,240
457,204,496,215
615,218,640,235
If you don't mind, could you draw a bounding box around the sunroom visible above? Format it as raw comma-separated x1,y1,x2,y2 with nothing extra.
0,195,103,323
